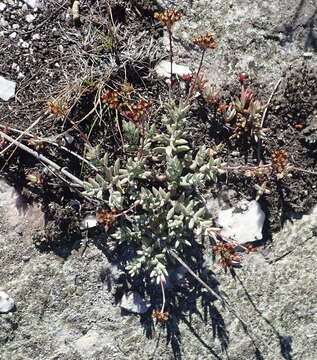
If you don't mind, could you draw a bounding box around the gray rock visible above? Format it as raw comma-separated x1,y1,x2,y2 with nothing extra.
155,60,192,78
20,40,30,48
120,291,151,314
0,176,317,359
156,0,317,87
9,32,17,39
72,330,114,357
0,76,16,101
80,215,97,230
0,16,8,27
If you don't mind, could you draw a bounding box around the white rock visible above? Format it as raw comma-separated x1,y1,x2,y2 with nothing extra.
9,32,17,39
25,14,35,23
0,16,8,27
217,200,265,244
80,215,97,230
0,76,16,101
0,291,15,313
155,60,192,79
0,3,6,11
11,63,19,71
20,40,30,48
120,291,151,314
64,132,74,144
31,33,40,40
23,0,39,9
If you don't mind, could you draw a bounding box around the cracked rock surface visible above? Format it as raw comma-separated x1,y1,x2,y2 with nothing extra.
1,180,317,359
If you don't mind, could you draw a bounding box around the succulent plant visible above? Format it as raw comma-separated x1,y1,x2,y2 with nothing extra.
82,100,223,283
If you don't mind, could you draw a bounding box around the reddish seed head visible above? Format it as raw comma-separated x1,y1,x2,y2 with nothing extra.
239,73,249,82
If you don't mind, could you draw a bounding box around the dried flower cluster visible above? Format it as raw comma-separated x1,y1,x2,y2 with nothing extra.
212,242,241,268
46,101,67,117
121,99,152,122
154,9,182,28
193,34,217,49
101,88,151,124
27,135,44,151
26,173,43,187
271,150,289,174
212,242,257,268
152,310,169,325
97,209,116,232
100,89,121,109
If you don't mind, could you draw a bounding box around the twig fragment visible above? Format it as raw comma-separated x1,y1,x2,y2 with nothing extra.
0,130,84,187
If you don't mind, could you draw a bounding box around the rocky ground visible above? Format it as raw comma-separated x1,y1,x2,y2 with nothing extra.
0,0,317,359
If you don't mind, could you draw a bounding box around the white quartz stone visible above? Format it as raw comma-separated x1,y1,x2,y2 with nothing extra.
155,60,192,79
80,215,97,230
217,200,265,243
25,14,35,23
0,291,15,313
0,76,16,101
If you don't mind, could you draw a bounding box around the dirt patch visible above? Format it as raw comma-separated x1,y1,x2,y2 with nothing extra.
0,1,316,245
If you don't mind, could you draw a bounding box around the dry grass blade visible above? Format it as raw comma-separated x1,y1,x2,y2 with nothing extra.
0,116,42,156
168,249,255,335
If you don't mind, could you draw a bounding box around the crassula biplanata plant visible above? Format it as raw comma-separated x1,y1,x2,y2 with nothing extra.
83,100,223,284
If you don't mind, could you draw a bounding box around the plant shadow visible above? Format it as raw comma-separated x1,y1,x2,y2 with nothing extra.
95,235,266,360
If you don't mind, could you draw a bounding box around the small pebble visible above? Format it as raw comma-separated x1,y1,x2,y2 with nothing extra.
32,33,40,40
25,14,35,23
0,291,15,313
0,3,6,11
20,41,29,48
0,76,16,101
80,215,97,230
9,32,17,39
23,0,39,9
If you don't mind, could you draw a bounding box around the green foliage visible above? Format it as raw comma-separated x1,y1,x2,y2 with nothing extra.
83,101,222,282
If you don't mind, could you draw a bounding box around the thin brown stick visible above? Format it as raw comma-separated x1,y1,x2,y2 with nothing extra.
169,250,224,303
291,167,317,176
257,78,282,163
168,28,174,90
169,250,251,332
260,78,282,128
186,48,206,104
0,131,84,187
219,164,271,172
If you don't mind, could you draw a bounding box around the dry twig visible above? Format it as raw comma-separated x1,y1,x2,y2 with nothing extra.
0,130,84,187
